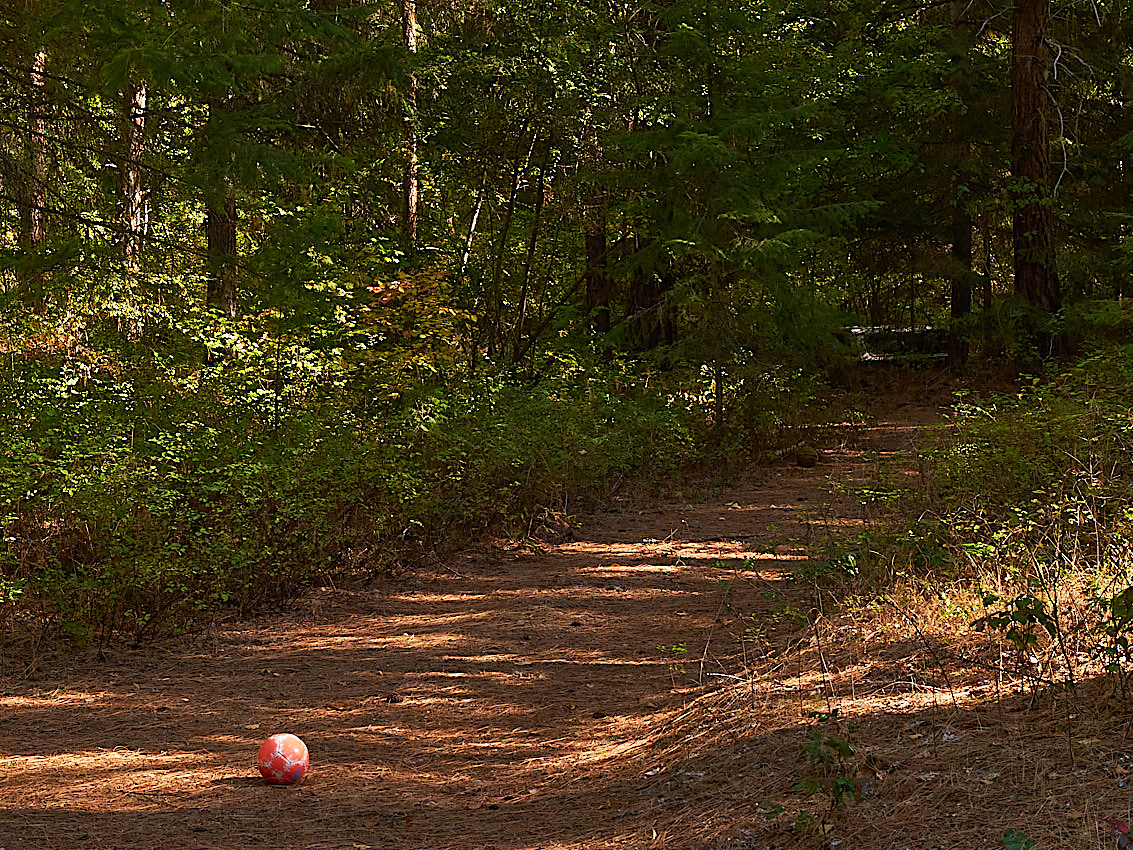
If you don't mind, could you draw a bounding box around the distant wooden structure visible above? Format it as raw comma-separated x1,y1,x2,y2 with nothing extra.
848,326,949,364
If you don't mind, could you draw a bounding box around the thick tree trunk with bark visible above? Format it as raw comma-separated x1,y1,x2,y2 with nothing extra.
206,191,238,318
18,48,48,310
627,260,674,350
946,0,972,366
1011,0,1060,312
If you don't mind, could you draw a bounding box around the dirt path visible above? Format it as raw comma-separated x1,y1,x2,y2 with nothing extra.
0,405,946,849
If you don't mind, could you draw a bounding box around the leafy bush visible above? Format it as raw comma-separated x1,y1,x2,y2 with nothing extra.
0,315,711,648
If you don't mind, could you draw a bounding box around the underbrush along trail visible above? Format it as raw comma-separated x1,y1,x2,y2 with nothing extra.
0,408,938,849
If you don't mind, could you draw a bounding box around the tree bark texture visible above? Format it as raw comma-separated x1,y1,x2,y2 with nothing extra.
627,263,673,350
206,191,238,318
1011,0,1060,312
18,48,48,309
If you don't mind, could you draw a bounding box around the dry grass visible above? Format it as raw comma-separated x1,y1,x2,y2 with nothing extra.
641,588,1133,850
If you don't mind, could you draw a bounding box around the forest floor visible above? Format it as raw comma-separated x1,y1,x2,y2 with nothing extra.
1,379,1131,850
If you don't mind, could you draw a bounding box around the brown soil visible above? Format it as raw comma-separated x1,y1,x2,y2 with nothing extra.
1,395,1128,849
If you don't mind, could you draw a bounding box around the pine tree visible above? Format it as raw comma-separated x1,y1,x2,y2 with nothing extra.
1011,0,1060,312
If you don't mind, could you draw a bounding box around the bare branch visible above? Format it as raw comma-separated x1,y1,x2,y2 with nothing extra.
1045,87,1070,198
975,6,1010,38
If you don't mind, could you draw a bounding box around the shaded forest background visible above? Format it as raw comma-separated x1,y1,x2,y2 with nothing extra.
2,0,1133,649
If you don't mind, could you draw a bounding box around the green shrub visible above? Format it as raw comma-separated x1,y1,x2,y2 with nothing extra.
0,335,712,647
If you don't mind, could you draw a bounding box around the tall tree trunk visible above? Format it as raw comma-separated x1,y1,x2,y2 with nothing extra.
487,126,534,358
205,93,238,319
511,134,552,360
120,82,149,287
459,167,487,276
18,48,47,310
627,245,674,350
583,197,612,334
907,248,916,328
206,190,238,318
946,0,972,366
402,0,419,248
713,358,725,432
980,217,993,310
949,206,973,365
1011,0,1060,312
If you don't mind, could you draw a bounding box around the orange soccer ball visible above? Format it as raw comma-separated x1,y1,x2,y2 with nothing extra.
256,733,309,785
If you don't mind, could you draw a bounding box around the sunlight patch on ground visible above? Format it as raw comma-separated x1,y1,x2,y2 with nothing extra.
0,690,107,708
560,540,807,565
557,738,651,765
0,749,222,808
434,653,659,671
751,676,999,721
562,541,788,556
558,542,688,557
814,517,866,529
364,631,479,650
0,749,197,769
579,562,683,574
577,555,797,574
387,592,491,604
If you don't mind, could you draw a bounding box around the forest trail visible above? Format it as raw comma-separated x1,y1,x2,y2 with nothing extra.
0,400,950,849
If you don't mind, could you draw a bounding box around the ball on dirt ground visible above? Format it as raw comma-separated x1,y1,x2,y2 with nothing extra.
257,733,309,785
795,444,818,468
